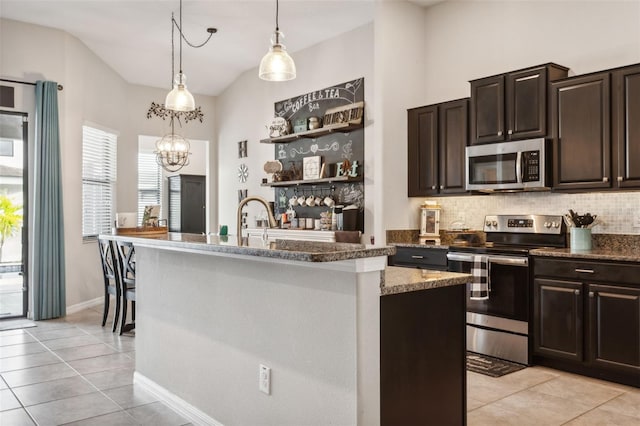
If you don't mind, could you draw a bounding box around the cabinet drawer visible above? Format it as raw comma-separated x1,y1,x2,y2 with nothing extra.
389,247,448,270
534,257,640,286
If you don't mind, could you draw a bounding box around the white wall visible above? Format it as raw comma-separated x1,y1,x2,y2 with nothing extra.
0,18,216,310
216,23,374,238
374,1,429,243
384,0,640,236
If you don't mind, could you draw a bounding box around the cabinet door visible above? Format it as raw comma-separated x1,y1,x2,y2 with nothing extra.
506,67,547,140
587,284,640,375
408,105,438,196
533,278,583,362
470,75,505,144
551,72,611,190
438,99,468,194
613,64,640,189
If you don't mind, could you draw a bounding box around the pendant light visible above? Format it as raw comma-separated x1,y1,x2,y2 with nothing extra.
165,0,195,111
259,0,296,81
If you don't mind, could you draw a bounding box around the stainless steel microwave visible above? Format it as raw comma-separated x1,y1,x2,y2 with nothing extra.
465,138,551,192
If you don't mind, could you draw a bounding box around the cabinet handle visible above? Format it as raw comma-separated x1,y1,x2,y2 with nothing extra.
497,131,503,136
508,129,513,135
431,185,436,190
440,185,444,189
574,289,580,296
617,176,623,182
411,255,424,259
589,291,595,298
602,177,609,183
575,268,594,274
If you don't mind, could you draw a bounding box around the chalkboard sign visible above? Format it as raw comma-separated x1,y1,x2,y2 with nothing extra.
268,79,365,232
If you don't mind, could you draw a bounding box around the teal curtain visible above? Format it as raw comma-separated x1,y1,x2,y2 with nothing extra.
33,81,66,320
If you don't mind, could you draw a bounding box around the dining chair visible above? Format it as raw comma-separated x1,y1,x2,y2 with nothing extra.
97,238,121,332
115,240,136,335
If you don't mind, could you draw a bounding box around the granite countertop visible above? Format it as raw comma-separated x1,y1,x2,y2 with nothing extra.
381,266,471,296
100,232,395,263
389,243,449,250
531,247,640,263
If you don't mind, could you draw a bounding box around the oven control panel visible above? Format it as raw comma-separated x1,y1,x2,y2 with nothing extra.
484,214,564,234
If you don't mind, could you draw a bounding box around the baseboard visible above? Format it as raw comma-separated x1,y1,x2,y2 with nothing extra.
134,372,224,426
66,297,102,315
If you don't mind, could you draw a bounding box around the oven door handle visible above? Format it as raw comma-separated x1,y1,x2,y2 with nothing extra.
446,253,476,263
488,256,528,267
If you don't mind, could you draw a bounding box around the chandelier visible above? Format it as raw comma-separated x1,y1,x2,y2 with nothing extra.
155,118,190,173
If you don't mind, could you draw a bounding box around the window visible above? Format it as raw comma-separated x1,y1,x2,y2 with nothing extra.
82,125,117,239
137,152,162,224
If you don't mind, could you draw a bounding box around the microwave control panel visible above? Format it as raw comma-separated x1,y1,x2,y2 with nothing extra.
522,150,540,182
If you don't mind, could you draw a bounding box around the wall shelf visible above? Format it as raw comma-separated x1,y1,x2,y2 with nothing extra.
261,175,363,187
260,122,363,144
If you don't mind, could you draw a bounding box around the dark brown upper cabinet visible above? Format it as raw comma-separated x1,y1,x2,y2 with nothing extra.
551,72,611,191
612,64,640,189
407,99,468,197
470,64,568,145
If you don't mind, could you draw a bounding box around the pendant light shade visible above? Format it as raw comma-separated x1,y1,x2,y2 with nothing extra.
259,0,296,81
259,30,296,81
165,72,195,112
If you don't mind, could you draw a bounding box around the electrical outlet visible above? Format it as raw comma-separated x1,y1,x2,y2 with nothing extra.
259,364,271,395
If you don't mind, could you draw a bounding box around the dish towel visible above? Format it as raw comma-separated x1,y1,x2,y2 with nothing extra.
469,255,490,300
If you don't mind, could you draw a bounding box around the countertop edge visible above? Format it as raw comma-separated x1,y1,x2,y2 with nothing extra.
381,266,471,296
100,233,396,263
530,248,640,263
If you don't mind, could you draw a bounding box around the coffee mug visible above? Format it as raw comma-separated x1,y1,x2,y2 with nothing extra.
289,196,299,206
323,197,335,208
306,195,316,207
298,195,307,206
315,196,323,206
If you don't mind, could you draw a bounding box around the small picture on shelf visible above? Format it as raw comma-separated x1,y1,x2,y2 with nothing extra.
143,205,160,227
303,156,321,180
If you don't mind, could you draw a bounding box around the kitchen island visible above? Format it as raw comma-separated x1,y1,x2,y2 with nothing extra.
102,232,469,425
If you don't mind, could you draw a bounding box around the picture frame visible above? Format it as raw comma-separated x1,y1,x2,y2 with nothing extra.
143,205,160,227
303,156,321,180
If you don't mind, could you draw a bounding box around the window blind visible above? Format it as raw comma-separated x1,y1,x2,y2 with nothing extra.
138,152,162,224
82,125,117,239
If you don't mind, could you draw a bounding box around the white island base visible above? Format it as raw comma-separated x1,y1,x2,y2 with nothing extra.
132,244,385,426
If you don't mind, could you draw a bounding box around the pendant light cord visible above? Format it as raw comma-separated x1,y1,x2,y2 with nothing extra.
171,12,175,84
274,0,280,44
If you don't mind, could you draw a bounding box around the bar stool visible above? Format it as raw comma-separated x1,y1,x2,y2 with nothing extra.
115,240,136,335
97,238,121,332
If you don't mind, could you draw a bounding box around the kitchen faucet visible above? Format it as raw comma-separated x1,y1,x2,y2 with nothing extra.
236,196,278,240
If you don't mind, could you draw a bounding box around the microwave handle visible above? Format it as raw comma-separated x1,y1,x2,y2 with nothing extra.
516,151,523,184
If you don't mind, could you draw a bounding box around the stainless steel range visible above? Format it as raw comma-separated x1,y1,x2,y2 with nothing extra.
447,214,566,365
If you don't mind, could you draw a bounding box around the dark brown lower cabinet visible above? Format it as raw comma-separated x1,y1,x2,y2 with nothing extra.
381,285,466,425
533,278,583,361
533,257,640,387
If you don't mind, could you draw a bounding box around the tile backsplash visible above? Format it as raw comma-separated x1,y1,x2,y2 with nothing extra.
416,192,640,235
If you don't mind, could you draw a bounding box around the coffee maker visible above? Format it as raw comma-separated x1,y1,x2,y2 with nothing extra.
419,202,441,245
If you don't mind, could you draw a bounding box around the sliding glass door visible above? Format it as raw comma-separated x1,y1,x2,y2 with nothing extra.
0,111,27,318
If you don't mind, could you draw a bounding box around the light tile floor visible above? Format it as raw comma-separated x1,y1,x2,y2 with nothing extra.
1,306,638,425
467,362,640,425
0,306,191,425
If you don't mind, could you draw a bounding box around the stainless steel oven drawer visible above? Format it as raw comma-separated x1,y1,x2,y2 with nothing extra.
467,325,529,365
